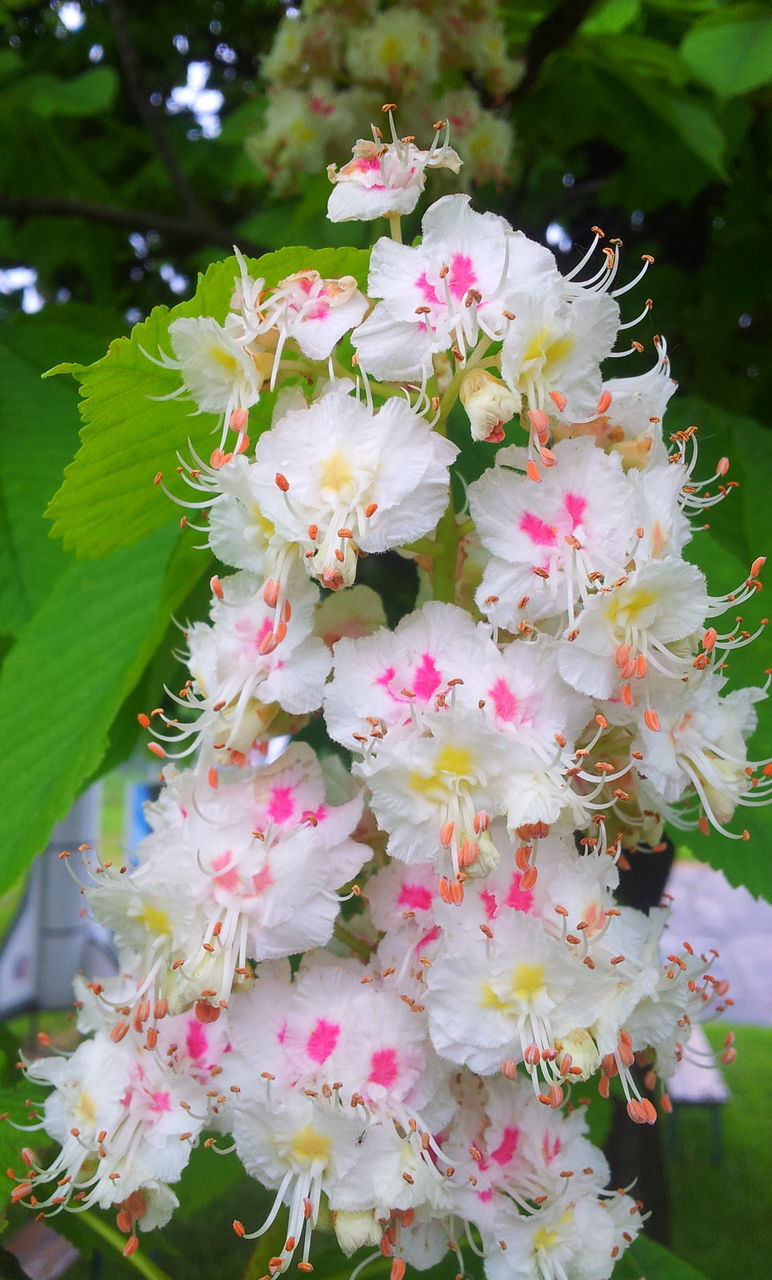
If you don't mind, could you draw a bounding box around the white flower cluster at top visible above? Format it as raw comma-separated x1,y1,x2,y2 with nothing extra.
11,114,766,1280
251,0,520,193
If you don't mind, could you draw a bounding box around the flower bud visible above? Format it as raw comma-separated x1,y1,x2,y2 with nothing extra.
459,369,518,442
332,1209,382,1256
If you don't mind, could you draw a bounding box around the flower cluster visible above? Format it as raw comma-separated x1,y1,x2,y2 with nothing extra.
10,114,765,1279
251,0,520,193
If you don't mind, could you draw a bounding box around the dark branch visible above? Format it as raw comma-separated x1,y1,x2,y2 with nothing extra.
510,0,600,106
106,0,204,219
0,194,264,258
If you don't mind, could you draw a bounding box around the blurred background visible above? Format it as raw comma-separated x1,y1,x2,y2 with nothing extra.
0,1,770,1277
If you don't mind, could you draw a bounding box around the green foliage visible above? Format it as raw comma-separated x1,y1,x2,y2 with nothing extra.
0,525,205,894
47,246,370,558
3,65,118,118
661,397,772,899
681,6,772,97
617,1237,712,1278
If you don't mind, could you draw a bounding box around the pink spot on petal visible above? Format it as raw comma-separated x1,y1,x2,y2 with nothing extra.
306,1018,341,1064
304,301,331,321
368,1047,399,1090
564,491,587,528
416,272,441,306
448,253,477,300
277,1021,287,1044
480,888,498,920
417,924,441,951
489,677,518,722
478,1188,493,1202
186,1020,209,1062
413,653,442,702
267,785,295,824
397,882,434,912
520,511,557,546
150,1090,172,1114
505,872,534,913
251,864,274,894
542,1133,562,1165
491,1126,519,1166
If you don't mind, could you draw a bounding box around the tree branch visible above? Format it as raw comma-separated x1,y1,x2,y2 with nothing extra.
0,194,264,258
510,0,600,106
106,0,204,219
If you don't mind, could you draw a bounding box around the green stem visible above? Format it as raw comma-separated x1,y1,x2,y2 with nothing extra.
431,502,460,604
333,921,374,962
387,212,403,243
429,337,493,603
80,1210,174,1280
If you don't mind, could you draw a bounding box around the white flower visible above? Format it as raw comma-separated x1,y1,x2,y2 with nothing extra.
353,194,556,380
500,287,620,420
470,438,638,627
251,389,457,590
327,122,461,222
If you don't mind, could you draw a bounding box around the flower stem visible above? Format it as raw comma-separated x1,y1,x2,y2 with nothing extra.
80,1210,174,1280
333,921,374,962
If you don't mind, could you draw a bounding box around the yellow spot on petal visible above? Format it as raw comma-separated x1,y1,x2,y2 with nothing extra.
209,346,239,373
137,904,172,938
409,744,476,797
605,587,658,630
479,983,510,1012
319,451,354,495
75,1089,97,1127
523,331,574,369
290,1125,332,1166
512,962,545,1003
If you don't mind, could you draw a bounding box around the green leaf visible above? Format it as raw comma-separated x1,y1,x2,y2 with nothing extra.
615,1235,712,1278
660,396,772,898
0,313,121,636
594,34,689,84
619,75,727,176
46,247,370,559
4,67,118,118
174,1143,244,1216
0,524,201,894
582,0,641,33
681,7,772,97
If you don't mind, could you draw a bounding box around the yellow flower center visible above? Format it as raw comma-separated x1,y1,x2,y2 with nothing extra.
290,1124,332,1166
319,451,354,494
409,744,476,797
523,330,574,369
136,903,172,938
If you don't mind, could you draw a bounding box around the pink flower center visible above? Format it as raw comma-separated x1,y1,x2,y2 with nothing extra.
306,1018,341,1064
267,785,295,824
186,1020,209,1062
397,881,434,911
413,653,442,701
368,1047,399,1090
491,1126,519,1166
448,253,477,300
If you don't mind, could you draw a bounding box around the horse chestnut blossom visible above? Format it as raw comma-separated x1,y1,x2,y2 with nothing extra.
9,111,768,1280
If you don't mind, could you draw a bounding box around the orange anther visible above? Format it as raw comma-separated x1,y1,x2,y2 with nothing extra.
275,472,290,492
597,390,612,414
549,390,567,413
